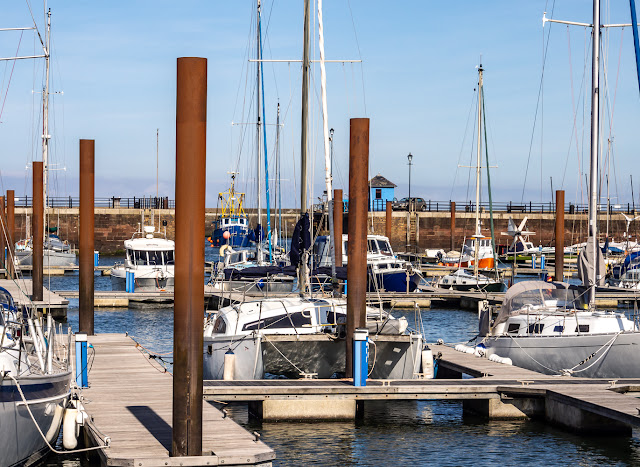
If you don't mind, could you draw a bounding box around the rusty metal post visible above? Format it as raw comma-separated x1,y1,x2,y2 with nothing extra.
173,57,206,457
79,140,95,335
450,201,456,252
0,197,5,271
333,189,343,267
346,118,369,378
32,161,43,302
385,200,392,240
6,191,15,278
555,190,565,281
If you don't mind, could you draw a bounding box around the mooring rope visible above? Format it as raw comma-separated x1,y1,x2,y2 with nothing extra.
4,372,110,454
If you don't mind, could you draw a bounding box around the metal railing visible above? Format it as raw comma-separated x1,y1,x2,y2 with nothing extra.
14,196,174,209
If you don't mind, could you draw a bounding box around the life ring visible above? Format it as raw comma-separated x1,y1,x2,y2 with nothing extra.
219,244,234,257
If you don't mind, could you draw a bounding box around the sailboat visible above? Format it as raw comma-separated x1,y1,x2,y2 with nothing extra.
437,64,504,292
204,0,422,380
14,9,75,269
479,1,640,378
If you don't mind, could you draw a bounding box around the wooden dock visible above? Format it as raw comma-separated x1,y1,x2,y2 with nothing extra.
81,334,275,466
203,343,640,434
0,278,69,318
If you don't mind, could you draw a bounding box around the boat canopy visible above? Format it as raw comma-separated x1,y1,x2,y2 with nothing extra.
495,281,586,326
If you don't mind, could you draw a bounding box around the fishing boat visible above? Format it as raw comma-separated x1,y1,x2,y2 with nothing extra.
313,234,421,292
479,1,640,378
0,286,72,466
110,224,174,292
209,173,251,249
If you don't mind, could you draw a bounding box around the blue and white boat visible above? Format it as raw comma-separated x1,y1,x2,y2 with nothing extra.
210,173,251,249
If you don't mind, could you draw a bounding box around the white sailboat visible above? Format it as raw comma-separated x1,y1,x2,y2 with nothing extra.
14,9,75,268
204,0,422,381
480,1,640,378
438,64,504,292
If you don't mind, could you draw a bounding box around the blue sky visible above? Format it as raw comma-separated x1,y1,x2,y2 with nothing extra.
1,1,640,208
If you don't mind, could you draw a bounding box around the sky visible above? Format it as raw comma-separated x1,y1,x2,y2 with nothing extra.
2,1,640,209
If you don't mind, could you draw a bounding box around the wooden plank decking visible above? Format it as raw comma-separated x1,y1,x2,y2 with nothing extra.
81,334,275,466
0,278,69,317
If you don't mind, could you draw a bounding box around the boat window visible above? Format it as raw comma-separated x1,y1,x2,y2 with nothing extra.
242,312,312,331
126,248,133,262
212,316,226,334
507,323,520,333
575,324,589,333
368,240,378,254
164,250,175,265
553,325,564,333
528,323,545,334
148,251,162,265
378,240,392,256
133,250,148,265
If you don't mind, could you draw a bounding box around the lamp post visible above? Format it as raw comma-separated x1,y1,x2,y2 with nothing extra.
407,152,413,210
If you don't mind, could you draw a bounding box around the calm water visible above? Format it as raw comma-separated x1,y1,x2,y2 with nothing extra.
37,248,640,466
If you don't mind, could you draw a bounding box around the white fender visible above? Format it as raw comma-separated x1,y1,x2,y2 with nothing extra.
219,244,234,257
62,408,79,450
421,349,434,379
45,404,65,443
223,351,235,381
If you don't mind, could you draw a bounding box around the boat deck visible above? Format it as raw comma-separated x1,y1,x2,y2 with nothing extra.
81,334,275,466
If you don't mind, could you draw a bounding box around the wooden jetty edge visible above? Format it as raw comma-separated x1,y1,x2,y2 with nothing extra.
203,343,640,435
81,334,275,466
0,278,68,318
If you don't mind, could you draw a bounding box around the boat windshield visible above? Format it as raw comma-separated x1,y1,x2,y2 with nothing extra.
494,281,586,326
378,240,393,256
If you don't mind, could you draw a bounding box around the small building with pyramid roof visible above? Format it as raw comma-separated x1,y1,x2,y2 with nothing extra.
369,174,396,211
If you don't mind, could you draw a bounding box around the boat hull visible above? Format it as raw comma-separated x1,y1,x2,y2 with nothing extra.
211,226,250,248
111,267,174,292
0,371,71,467
484,332,640,378
204,333,422,380
15,250,76,268
368,271,421,293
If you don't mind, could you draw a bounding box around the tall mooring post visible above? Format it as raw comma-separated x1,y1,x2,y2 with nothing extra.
450,201,456,252
346,118,369,378
333,188,343,267
79,140,95,335
32,161,43,302
385,200,392,240
555,190,565,281
0,196,5,270
6,190,15,279
173,57,206,457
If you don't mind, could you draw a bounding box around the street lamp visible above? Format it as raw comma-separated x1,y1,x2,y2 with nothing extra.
407,152,413,209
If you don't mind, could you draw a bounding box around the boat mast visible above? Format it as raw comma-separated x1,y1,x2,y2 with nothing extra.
318,0,336,285
256,0,263,263
42,9,51,234
473,63,484,278
588,0,600,306
299,0,311,293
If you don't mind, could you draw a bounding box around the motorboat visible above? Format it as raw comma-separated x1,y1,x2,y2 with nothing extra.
203,296,422,380
313,234,421,292
607,251,640,289
111,225,174,291
0,286,71,466
479,281,640,378
441,236,496,269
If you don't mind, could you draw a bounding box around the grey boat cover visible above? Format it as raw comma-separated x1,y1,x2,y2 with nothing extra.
493,281,585,327
577,236,606,287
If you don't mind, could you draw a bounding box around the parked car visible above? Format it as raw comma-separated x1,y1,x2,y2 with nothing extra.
392,197,428,211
